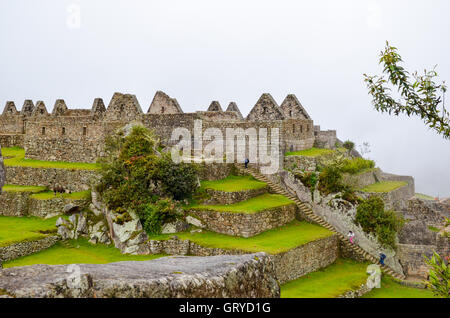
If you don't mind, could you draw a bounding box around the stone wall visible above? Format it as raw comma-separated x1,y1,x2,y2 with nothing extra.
0,191,90,218
359,181,415,211
313,127,337,149
147,234,339,284
0,134,24,148
189,204,297,238
342,168,382,189
0,253,280,298
0,236,59,262
0,147,5,193
203,187,268,205
5,166,99,192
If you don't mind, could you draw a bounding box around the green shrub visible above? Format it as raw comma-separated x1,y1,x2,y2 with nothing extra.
340,157,375,174
343,140,355,152
318,165,345,195
137,198,181,235
95,125,199,211
354,196,404,249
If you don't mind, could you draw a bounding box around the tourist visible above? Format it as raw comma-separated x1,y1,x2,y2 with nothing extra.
379,253,386,266
347,231,355,244
244,158,249,169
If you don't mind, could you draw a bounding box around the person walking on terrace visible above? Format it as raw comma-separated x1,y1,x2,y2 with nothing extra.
244,158,249,169
347,231,355,244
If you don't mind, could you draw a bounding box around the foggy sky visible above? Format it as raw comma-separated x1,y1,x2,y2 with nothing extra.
1,0,449,197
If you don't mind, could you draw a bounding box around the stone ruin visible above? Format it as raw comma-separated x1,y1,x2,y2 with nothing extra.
0,91,337,164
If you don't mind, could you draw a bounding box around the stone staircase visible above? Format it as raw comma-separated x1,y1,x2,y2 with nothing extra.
236,164,406,280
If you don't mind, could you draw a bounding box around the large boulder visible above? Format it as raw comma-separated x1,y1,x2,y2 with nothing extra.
0,253,279,298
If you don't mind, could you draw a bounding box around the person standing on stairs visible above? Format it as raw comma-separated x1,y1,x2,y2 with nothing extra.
347,231,355,244
379,253,386,266
244,158,249,169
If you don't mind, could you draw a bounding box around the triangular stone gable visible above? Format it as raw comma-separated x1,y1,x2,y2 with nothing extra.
246,93,285,121
207,101,223,112
148,91,183,114
2,101,19,116
21,100,35,116
51,99,68,116
105,92,143,121
32,101,49,116
226,102,243,119
280,94,311,120
91,98,106,116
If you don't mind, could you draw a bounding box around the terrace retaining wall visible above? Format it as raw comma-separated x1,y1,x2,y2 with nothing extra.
203,187,269,205
0,235,59,262
189,204,297,238
146,234,339,284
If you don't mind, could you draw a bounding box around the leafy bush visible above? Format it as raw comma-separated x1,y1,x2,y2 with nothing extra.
354,196,404,249
157,154,199,200
340,157,375,174
343,140,355,152
318,165,345,195
96,125,199,211
137,198,181,235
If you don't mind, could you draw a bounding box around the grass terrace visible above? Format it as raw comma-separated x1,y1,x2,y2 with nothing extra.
200,175,267,192
1,147,99,170
285,147,335,157
30,190,91,201
0,215,60,247
361,181,407,193
189,193,294,214
149,220,333,254
362,276,438,298
281,259,369,298
2,184,48,193
415,193,435,201
3,239,165,268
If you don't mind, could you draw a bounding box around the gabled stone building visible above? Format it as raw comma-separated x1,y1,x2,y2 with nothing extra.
0,91,337,166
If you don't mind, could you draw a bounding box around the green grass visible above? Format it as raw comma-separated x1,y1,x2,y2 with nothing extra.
30,190,91,201
200,175,267,192
2,184,48,193
361,181,407,193
3,238,165,268
1,147,99,170
281,259,369,298
0,216,59,247
415,193,435,201
362,276,438,298
285,147,334,157
149,220,333,254
190,193,294,214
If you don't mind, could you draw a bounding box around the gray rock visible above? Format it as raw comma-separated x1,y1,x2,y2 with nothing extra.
64,204,80,215
0,253,279,298
161,220,189,234
76,214,88,234
186,216,204,228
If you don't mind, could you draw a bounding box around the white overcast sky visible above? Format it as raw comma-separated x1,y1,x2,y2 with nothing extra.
1,0,449,197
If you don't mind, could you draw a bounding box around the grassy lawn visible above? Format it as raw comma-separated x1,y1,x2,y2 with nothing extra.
149,220,333,254
200,175,267,192
30,190,91,200
285,147,334,157
190,193,294,214
362,276,438,298
2,184,48,193
3,238,165,268
281,259,369,298
1,147,99,170
415,193,435,200
0,216,59,247
361,181,407,193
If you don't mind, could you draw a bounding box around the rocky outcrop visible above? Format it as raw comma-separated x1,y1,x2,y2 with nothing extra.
0,146,5,193
56,211,111,245
0,253,280,298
